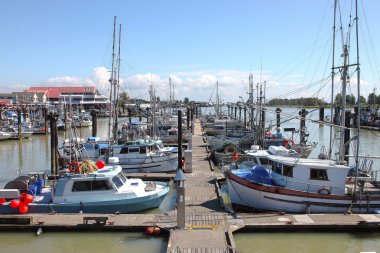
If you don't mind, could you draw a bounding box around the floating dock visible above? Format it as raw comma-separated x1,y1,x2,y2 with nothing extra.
1,119,380,253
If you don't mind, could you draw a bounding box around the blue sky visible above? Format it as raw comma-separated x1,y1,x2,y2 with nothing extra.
1,0,379,103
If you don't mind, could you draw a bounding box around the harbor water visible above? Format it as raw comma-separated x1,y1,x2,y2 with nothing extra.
1,111,380,252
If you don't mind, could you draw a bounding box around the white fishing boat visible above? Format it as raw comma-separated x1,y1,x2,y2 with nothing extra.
1,125,33,139
225,155,380,213
75,137,178,173
72,115,92,127
0,158,170,214
225,0,380,214
0,131,12,140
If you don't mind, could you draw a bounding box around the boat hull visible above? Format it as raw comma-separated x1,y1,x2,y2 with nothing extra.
0,182,169,214
226,172,380,213
118,156,178,173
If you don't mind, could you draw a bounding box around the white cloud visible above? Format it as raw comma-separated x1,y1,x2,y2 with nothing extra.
7,66,370,104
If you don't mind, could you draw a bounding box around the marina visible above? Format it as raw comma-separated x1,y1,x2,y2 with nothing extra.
1,0,380,252
1,118,380,252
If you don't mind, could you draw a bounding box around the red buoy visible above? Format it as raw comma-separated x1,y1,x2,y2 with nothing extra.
10,199,20,209
96,160,105,169
19,202,29,214
233,152,239,161
23,194,34,204
0,198,5,205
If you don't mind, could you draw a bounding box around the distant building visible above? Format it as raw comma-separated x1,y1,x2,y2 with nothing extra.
0,93,16,105
17,86,109,108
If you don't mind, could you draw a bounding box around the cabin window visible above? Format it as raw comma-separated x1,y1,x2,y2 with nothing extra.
120,147,129,154
72,180,112,192
112,174,126,189
283,164,293,177
272,161,282,174
129,147,140,153
140,147,147,154
259,157,270,165
310,169,328,180
100,148,108,156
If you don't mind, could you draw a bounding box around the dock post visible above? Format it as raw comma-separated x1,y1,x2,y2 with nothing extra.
191,106,194,134
17,108,22,140
178,110,183,168
44,107,48,134
319,107,325,122
64,105,68,132
238,106,242,121
333,106,341,125
234,106,237,120
91,109,98,137
276,107,282,135
50,112,59,175
187,107,190,130
299,108,308,143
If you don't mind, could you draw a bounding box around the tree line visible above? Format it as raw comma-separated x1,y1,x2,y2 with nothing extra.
267,93,378,106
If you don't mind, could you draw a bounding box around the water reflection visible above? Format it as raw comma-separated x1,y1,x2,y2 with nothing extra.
233,232,380,253
0,232,167,253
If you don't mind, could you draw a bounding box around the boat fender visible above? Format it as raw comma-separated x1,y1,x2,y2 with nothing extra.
317,188,331,195
69,161,80,173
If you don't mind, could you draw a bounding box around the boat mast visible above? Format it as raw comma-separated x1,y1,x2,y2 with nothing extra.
216,82,220,119
108,16,117,157
249,73,254,131
328,0,337,159
338,45,349,164
113,23,122,143
353,0,361,193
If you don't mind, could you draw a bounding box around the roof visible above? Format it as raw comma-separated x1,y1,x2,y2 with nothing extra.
24,86,96,99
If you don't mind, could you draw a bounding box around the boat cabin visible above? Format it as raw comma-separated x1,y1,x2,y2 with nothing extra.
267,155,351,195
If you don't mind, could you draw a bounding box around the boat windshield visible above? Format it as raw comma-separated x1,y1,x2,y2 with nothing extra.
112,173,127,189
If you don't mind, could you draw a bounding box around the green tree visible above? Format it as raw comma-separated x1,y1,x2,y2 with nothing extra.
359,95,366,104
184,97,190,104
334,93,342,105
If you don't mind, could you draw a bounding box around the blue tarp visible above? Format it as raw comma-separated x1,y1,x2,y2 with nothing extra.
95,143,109,149
232,166,274,185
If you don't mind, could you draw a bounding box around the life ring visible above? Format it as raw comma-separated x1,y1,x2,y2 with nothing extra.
317,188,331,195
69,161,80,173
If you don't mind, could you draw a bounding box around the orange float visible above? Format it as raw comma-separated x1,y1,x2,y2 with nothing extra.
146,226,161,235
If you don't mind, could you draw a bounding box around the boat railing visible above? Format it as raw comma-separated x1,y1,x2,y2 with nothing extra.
252,174,345,194
219,154,254,165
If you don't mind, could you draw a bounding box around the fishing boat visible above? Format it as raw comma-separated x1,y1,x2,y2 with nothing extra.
225,0,380,214
110,139,178,173
72,114,92,127
0,158,170,214
225,155,380,213
0,131,12,140
70,137,178,173
0,125,33,139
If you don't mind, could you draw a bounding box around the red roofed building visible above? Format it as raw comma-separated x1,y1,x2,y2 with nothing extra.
21,86,108,107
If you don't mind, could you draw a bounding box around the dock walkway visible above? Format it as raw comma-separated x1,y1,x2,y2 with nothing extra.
1,119,380,252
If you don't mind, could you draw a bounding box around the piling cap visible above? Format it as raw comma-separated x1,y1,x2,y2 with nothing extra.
174,169,186,182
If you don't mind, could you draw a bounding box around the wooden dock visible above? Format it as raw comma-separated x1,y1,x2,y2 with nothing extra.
1,119,380,253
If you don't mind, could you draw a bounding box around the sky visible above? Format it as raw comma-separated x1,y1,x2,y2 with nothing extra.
1,0,380,103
